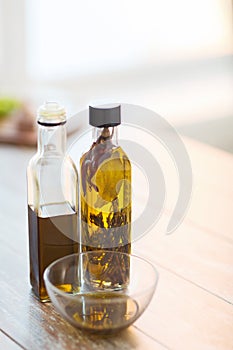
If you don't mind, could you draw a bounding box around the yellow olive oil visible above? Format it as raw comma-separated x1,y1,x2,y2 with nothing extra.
65,292,138,333
80,125,131,289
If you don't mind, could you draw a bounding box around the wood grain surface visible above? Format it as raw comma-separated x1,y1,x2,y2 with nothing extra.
0,136,232,350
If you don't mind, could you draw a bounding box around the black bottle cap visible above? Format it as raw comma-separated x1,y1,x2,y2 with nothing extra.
89,105,121,127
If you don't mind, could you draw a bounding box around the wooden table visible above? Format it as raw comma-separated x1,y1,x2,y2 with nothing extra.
0,136,233,350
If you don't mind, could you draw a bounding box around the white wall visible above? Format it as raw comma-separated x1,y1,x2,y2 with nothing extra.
0,0,232,124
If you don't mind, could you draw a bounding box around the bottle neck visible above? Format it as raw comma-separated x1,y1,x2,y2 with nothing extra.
37,123,66,156
92,126,118,146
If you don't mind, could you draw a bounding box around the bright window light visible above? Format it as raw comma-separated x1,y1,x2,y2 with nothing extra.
26,0,233,80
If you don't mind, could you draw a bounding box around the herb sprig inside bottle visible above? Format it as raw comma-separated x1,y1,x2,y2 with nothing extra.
80,105,131,290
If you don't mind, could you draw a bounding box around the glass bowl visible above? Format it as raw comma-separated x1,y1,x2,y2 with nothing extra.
44,251,158,334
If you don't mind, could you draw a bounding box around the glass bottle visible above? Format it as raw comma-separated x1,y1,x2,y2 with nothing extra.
80,105,131,289
27,102,79,302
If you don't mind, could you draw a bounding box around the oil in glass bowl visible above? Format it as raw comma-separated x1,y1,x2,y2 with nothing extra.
44,252,158,334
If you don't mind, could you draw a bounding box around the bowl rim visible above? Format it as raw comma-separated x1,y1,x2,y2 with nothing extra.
43,251,159,299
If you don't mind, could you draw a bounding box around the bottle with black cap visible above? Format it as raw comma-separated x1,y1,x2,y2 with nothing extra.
80,104,131,289
27,102,79,302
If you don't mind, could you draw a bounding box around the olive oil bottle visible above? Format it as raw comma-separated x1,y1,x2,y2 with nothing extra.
80,105,131,289
27,102,79,302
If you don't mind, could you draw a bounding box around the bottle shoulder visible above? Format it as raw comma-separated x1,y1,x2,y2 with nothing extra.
28,152,76,164
27,153,78,178
64,155,79,177
81,143,130,161
27,152,40,169
80,143,131,178
113,145,130,160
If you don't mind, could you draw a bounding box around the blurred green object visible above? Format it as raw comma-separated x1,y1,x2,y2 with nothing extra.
0,98,21,118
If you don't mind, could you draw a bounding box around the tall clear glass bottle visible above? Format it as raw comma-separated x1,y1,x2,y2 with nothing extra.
27,102,79,302
80,105,131,289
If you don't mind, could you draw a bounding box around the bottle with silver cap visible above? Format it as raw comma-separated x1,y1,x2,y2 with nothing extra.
27,102,79,302
80,105,131,289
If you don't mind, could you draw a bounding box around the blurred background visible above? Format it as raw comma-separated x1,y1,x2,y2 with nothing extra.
0,0,232,150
